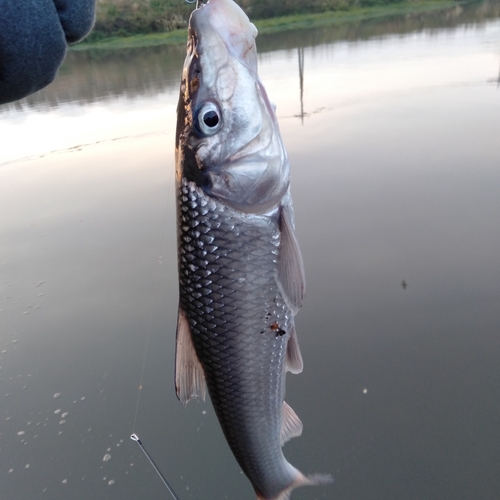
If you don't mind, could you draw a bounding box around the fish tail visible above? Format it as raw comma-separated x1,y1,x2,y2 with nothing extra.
256,470,334,500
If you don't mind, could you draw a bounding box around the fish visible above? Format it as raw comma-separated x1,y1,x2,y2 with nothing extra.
174,0,333,498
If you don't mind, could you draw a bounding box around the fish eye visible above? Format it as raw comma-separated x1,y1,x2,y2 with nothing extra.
196,102,222,136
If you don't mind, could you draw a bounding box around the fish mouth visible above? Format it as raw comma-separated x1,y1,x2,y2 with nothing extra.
190,0,258,73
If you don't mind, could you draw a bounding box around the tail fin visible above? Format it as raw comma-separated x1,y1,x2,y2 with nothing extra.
256,471,334,500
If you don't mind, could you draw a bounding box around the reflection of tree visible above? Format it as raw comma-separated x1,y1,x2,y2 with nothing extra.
1,45,186,111
257,0,500,53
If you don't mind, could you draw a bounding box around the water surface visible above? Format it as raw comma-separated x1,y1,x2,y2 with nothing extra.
1,2,499,499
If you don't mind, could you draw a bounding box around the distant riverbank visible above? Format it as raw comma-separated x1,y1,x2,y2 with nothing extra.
74,0,471,50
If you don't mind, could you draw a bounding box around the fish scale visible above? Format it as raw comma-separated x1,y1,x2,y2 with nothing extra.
177,179,298,497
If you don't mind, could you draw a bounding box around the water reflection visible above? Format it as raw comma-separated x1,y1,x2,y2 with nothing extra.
2,45,186,111
297,46,305,124
1,3,500,500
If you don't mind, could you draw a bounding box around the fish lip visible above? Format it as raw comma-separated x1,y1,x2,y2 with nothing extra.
190,0,258,72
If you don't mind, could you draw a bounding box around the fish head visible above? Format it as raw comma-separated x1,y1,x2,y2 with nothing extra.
176,0,290,215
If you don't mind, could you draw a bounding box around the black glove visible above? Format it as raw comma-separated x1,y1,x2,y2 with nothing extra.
0,0,96,105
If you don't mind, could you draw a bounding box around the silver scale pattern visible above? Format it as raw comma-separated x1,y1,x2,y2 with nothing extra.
177,177,297,497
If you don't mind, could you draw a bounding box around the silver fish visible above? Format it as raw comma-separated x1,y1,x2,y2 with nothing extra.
174,0,332,498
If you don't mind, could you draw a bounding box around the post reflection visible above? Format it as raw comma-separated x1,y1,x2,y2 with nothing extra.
297,46,305,124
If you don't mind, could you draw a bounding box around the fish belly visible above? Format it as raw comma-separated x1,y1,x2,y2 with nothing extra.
177,177,297,497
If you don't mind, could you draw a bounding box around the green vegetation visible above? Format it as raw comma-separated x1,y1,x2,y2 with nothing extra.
253,0,462,33
90,0,192,40
75,0,464,50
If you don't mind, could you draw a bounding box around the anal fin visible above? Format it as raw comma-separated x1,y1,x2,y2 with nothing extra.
281,401,303,446
175,307,206,406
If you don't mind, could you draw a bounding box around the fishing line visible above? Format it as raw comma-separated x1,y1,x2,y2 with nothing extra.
130,160,177,498
131,308,153,433
132,158,174,432
131,433,181,500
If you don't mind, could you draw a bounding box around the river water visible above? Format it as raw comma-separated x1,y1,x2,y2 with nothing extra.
1,2,499,499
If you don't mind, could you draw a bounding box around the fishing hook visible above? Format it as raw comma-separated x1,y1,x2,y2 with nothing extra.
185,0,207,7
131,433,181,500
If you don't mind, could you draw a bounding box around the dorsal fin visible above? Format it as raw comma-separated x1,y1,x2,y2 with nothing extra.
174,307,206,406
281,401,303,446
285,323,303,374
276,201,305,316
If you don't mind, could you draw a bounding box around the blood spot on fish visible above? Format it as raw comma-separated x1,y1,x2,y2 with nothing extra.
270,322,286,336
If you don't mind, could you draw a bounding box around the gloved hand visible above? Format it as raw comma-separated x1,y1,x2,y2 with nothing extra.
0,0,96,105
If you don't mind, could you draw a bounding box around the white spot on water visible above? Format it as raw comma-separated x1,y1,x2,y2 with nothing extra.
53,393,61,399
363,388,368,394
108,479,115,486
25,464,30,469
61,412,69,418
103,454,112,462
59,420,66,425
62,479,67,484
54,409,61,414
17,431,25,436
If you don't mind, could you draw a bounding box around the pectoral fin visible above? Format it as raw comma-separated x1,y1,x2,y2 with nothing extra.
281,401,303,446
175,307,206,406
285,323,303,374
277,201,305,316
